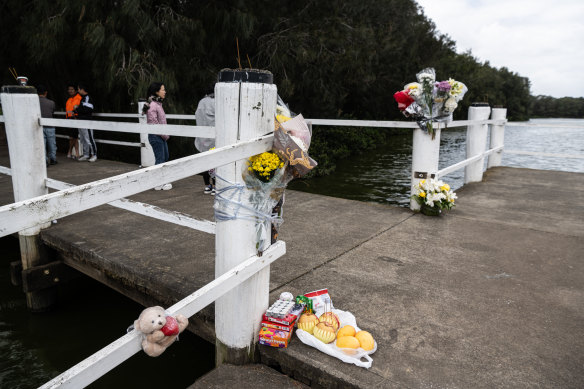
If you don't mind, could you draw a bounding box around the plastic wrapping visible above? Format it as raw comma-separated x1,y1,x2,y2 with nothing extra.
214,161,291,253
295,309,377,369
213,105,317,252
394,67,467,137
273,119,317,178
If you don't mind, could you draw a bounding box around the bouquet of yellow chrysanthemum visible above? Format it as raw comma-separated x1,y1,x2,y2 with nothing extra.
248,151,285,183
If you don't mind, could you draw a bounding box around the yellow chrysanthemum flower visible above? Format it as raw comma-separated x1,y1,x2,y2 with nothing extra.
248,152,284,182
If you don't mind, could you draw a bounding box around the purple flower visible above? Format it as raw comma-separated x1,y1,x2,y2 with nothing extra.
436,81,451,91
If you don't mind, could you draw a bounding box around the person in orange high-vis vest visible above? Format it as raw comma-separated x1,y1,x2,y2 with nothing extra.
65,84,82,159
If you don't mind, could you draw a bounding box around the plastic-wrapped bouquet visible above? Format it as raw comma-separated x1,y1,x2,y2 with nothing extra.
411,178,457,216
394,68,467,139
238,103,318,253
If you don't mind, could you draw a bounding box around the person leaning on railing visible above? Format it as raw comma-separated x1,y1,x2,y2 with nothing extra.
143,82,172,191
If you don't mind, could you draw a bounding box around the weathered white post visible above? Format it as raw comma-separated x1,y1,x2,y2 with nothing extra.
410,126,442,210
1,85,54,311
487,107,507,169
214,71,277,364
465,103,492,183
138,100,155,167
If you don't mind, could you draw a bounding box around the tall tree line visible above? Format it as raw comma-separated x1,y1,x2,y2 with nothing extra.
0,0,548,173
1,0,533,117
530,96,584,118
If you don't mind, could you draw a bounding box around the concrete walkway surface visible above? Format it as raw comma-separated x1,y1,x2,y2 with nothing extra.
0,146,582,388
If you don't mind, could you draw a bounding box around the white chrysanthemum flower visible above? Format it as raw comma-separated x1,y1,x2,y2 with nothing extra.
444,97,458,113
405,82,422,97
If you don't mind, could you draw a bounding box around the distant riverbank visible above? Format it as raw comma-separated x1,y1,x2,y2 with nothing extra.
289,118,584,205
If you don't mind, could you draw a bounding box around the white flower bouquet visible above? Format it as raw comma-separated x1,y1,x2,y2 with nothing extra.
394,68,467,139
411,178,457,216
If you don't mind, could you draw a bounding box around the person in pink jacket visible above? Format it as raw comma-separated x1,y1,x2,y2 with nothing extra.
143,82,172,190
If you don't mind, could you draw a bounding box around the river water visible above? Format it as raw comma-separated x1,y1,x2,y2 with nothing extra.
289,118,584,205
1,118,583,388
0,236,214,389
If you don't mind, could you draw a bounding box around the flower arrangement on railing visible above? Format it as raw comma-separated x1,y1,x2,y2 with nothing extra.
394,68,467,139
239,104,317,253
411,178,457,216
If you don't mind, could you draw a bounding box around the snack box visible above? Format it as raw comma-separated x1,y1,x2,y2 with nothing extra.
260,320,295,333
259,326,293,348
262,312,297,327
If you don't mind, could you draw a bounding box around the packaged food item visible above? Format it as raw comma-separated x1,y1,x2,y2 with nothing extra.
259,326,293,348
262,312,297,327
304,288,334,316
266,299,296,318
260,320,295,332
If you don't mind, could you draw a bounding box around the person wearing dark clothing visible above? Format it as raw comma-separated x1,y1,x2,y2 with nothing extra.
37,84,57,165
75,84,97,162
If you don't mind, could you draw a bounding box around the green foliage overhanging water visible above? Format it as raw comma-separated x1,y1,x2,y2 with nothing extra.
3,0,581,176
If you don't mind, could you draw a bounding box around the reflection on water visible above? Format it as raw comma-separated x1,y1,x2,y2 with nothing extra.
290,118,584,206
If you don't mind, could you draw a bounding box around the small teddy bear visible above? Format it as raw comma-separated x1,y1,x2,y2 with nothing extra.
133,306,188,357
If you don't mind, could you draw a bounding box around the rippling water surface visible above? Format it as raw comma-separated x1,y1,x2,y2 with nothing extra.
289,118,584,205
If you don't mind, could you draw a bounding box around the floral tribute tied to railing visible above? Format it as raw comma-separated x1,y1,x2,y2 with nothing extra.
411,178,457,216
394,68,467,139
214,99,317,253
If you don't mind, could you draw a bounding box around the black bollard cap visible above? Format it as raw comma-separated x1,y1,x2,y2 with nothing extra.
218,69,273,84
1,85,37,94
470,102,490,107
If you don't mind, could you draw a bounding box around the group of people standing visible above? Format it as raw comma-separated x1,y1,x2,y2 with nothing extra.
37,80,216,194
65,84,97,162
38,83,97,166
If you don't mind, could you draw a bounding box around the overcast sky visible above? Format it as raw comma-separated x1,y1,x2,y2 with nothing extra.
416,0,584,98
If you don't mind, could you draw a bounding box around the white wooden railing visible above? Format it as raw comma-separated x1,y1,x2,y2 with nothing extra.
0,82,283,388
1,87,583,387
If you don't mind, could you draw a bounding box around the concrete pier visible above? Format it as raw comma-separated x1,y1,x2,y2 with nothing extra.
1,146,582,388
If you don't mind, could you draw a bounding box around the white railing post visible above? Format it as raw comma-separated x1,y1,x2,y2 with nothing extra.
410,126,442,210
214,74,277,364
1,85,55,311
465,103,492,183
487,107,507,169
138,100,155,167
